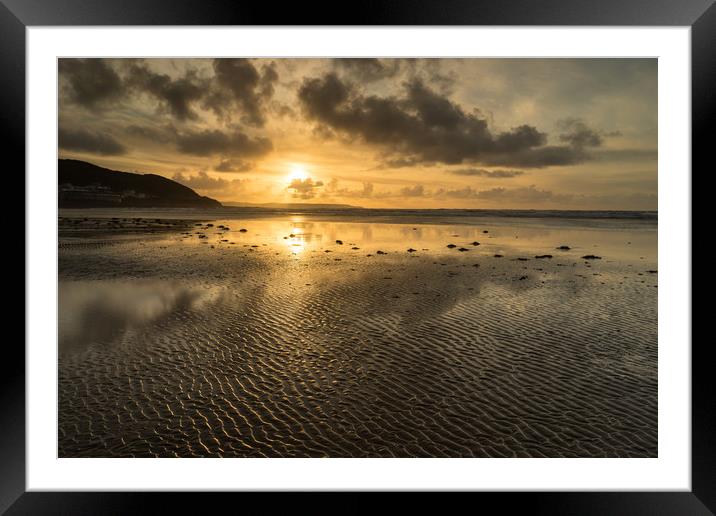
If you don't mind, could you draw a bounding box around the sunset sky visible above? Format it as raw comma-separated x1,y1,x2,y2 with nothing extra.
58,58,657,210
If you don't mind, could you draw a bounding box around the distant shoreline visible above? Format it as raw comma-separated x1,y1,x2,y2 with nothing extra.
60,205,658,221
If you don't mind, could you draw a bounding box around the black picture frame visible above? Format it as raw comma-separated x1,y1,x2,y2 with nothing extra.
5,0,708,512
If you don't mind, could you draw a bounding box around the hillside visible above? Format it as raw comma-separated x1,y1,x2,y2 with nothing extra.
58,159,221,208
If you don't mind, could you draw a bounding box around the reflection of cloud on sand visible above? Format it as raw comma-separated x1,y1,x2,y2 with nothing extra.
59,280,226,353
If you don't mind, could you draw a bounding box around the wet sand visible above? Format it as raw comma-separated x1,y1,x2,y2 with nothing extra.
58,212,658,457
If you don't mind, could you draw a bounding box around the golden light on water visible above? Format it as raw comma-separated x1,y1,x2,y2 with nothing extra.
284,219,306,255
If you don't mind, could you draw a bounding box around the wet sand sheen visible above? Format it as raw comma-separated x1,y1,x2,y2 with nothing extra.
58,214,657,458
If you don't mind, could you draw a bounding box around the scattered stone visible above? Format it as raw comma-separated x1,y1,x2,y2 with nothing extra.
471,241,480,246
535,254,553,259
483,230,489,233
239,229,248,233
458,248,469,252
351,247,360,250
376,250,387,255
516,257,530,261
446,244,457,249
582,255,602,260
556,245,571,250
647,270,658,274
407,248,417,253
494,254,503,258
519,275,528,280
336,240,343,245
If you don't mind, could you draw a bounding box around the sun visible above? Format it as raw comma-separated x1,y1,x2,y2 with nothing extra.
288,164,309,183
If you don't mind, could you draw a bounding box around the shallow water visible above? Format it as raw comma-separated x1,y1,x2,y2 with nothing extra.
164,215,657,263
58,213,657,458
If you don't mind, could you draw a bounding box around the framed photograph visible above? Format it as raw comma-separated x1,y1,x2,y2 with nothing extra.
8,0,709,512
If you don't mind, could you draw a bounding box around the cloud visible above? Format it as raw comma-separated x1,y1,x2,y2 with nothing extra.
400,184,426,197
175,128,273,158
127,63,207,121
214,158,253,172
592,148,657,162
449,168,525,178
480,146,588,168
333,58,401,82
59,59,124,110
172,171,248,192
202,59,278,127
59,128,127,155
288,178,324,199
379,157,422,169
435,184,573,203
298,74,587,168
324,178,374,198
557,118,604,148
124,124,174,144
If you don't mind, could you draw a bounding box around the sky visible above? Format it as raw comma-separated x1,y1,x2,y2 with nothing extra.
58,58,657,210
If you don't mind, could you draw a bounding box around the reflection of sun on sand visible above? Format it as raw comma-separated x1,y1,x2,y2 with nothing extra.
283,219,306,255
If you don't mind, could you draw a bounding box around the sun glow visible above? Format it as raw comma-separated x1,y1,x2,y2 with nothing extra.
288,164,309,183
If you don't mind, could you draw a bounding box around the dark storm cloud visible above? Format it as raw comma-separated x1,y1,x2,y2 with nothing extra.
59,59,124,110
557,118,604,148
124,124,174,144
333,58,401,82
60,58,278,128
202,59,278,127
481,146,588,169
298,74,589,168
380,157,422,169
450,168,525,178
126,63,207,121
58,128,127,155
288,178,324,199
175,128,273,158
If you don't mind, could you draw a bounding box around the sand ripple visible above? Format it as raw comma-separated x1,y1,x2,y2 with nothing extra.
58,228,657,457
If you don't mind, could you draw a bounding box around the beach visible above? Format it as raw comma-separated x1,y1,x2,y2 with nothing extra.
58,209,658,458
